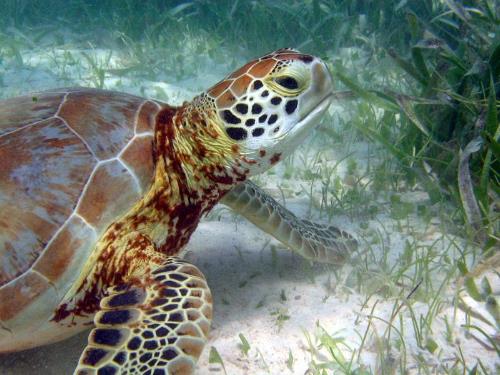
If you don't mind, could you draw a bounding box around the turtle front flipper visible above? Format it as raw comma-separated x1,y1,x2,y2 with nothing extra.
221,181,358,264
75,257,212,375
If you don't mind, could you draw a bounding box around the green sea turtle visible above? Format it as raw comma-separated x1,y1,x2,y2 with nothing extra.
0,48,356,374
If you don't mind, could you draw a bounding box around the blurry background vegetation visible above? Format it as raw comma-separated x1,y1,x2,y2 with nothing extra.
0,0,498,247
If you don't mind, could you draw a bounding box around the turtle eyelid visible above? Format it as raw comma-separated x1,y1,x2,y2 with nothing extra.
273,76,299,90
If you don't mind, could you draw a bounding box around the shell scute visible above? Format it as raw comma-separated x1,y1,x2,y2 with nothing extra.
33,215,97,287
58,90,140,160
0,117,96,286
0,92,65,136
120,135,156,193
0,270,57,328
77,160,141,229
136,100,160,134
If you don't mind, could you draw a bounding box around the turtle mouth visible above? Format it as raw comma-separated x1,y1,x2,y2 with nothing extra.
298,91,333,125
276,92,333,140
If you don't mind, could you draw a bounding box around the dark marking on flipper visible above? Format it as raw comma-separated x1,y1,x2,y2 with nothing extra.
97,365,118,375
102,289,146,308
81,347,110,367
74,257,212,375
96,309,138,325
91,328,129,347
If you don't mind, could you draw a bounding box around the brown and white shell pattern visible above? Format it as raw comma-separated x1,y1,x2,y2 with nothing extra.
0,88,163,334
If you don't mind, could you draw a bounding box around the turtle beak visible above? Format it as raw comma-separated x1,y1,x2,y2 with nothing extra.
298,60,334,123
313,59,334,99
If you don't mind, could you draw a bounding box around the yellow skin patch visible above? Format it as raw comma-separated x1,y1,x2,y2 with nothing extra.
168,101,244,193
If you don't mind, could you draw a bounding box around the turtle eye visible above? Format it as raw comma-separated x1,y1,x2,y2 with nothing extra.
267,67,309,97
273,76,299,90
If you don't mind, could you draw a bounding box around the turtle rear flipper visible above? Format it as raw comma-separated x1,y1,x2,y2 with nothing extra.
75,258,212,375
222,180,358,264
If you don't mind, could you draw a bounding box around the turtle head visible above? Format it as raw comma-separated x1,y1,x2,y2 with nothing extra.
203,48,333,174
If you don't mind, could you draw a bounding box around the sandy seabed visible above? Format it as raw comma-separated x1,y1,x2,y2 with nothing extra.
1,207,498,374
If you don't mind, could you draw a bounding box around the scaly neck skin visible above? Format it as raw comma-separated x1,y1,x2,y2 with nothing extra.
143,101,250,254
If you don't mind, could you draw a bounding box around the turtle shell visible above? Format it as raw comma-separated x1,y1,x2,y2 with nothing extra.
0,88,163,333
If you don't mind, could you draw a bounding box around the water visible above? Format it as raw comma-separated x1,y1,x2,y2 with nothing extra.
0,2,498,374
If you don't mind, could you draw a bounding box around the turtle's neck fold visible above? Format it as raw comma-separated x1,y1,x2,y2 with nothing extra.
155,102,249,200
131,102,250,255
